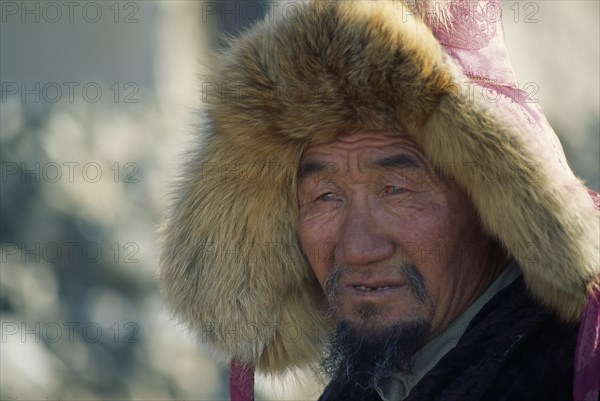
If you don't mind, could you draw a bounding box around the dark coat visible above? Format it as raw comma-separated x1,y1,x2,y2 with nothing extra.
319,279,579,401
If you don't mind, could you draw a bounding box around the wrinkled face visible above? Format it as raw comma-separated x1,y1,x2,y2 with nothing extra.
297,131,500,337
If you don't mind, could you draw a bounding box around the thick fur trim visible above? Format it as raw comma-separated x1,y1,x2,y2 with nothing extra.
158,0,599,373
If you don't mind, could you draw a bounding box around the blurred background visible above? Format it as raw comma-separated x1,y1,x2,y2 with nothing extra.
0,1,598,400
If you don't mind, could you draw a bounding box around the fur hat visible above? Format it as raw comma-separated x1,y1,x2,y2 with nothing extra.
158,0,599,378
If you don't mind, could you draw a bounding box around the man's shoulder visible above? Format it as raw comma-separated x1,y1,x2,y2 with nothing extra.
481,315,577,401
409,278,579,401
478,279,579,401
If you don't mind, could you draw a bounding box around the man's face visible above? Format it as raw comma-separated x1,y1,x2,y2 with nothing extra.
297,131,498,337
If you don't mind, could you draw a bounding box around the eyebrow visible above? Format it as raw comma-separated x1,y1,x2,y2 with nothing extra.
297,160,329,182
297,153,421,183
368,153,421,170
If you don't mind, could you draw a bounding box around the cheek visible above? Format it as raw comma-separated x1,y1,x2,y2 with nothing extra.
391,204,456,281
385,203,447,251
298,219,336,288
413,209,476,286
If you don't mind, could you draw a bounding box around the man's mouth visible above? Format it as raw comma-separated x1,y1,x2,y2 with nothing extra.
353,285,396,292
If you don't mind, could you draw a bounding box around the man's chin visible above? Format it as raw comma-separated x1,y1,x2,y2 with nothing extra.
341,315,407,336
320,319,431,399
336,301,423,333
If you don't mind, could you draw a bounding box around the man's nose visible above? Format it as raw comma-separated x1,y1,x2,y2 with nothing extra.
337,201,394,267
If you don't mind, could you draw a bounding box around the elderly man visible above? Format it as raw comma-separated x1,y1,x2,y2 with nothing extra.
298,131,519,399
159,1,599,400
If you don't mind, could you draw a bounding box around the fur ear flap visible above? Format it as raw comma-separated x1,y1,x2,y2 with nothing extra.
420,89,600,322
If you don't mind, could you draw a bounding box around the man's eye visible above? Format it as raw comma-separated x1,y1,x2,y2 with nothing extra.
385,186,406,195
317,192,337,201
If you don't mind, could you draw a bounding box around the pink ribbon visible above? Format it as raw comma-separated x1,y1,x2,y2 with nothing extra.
230,359,254,401
573,284,600,401
574,190,600,401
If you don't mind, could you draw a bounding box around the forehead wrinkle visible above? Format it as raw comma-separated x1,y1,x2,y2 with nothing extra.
299,134,434,183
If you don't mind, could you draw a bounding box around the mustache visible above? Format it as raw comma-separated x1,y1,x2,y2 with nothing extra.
324,264,343,318
324,263,430,317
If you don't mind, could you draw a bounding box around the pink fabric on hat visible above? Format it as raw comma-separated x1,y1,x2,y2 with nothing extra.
432,0,572,172
432,0,516,85
230,359,254,401
574,191,600,401
574,282,600,401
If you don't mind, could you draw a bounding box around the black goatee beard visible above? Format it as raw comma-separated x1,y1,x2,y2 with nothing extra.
319,264,432,399
320,320,430,400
